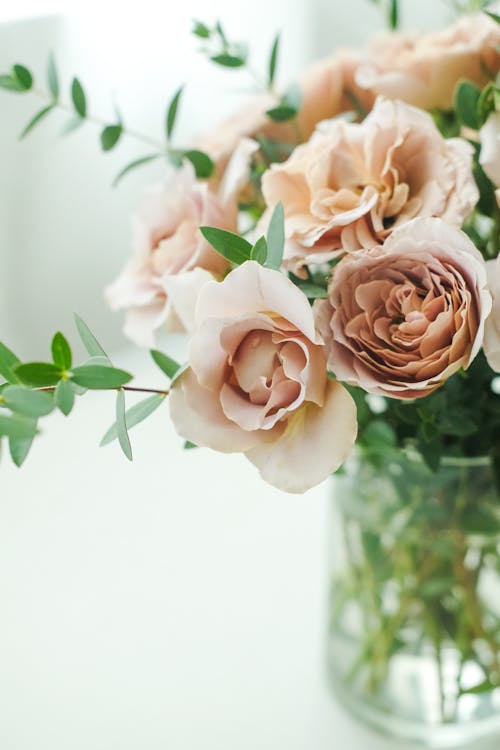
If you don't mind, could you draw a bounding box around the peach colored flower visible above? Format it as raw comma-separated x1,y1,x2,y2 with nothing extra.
105,139,258,347
261,97,478,271
484,255,500,372
480,111,500,207
355,14,500,111
169,261,357,493
315,219,491,400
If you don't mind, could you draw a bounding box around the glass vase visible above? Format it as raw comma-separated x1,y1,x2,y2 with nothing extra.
327,450,500,748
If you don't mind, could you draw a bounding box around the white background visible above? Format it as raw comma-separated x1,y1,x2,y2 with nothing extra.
0,2,494,749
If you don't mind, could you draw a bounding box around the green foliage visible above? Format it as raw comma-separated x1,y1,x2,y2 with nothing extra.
2,386,54,418
192,21,211,39
9,435,34,467
0,414,37,440
70,365,133,389
166,86,184,141
150,350,183,380
100,124,123,151
14,362,62,387
47,53,59,99
266,83,302,123
71,77,87,117
268,34,280,88
101,393,164,446
211,54,246,67
0,64,33,92
112,154,161,187
250,236,268,264
292,282,328,299
182,149,214,178
54,379,75,416
199,226,252,265
0,342,21,384
74,314,109,360
51,332,72,371
194,19,248,70
388,0,399,29
20,105,55,139
265,201,285,270
454,81,481,129
115,388,132,461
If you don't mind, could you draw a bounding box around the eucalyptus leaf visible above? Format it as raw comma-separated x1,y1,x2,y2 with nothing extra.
0,342,20,384
47,52,59,99
101,393,164,446
112,154,160,187
9,434,34,467
100,124,123,151
210,54,246,67
199,226,252,265
0,413,37,439
265,201,285,270
268,33,280,87
192,21,211,38
14,362,62,387
20,105,54,139
51,332,72,370
2,386,54,418
116,389,132,461
166,86,184,141
183,149,214,178
266,105,297,122
71,77,87,117
74,314,109,361
250,236,268,264
13,64,33,90
54,379,75,416
150,349,182,380
70,365,132,389
454,81,481,129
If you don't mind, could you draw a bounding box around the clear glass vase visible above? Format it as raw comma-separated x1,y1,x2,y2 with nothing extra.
327,450,500,748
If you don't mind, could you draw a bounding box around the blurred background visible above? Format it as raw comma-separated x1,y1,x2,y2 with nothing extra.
0,2,457,749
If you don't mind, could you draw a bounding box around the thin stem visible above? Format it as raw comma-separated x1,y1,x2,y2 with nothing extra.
37,385,170,396
32,87,164,150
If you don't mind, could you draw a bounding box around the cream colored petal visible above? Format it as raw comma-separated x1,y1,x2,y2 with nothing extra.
245,379,357,494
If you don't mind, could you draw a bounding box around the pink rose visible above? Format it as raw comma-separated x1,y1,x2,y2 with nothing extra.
169,261,357,493
105,139,257,347
261,97,477,271
315,219,491,399
484,255,500,372
356,14,500,110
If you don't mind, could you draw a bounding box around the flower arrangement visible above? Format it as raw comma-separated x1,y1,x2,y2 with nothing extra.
1,1,500,498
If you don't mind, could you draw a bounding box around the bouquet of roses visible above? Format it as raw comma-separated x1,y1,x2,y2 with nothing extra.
1,1,500,495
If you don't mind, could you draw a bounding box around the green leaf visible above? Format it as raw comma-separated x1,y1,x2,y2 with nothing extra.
210,54,246,67
0,74,26,92
60,116,85,136
474,160,497,216
265,201,285,270
100,124,123,151
19,105,54,139
51,332,72,370
199,226,252,265
250,236,268,264
388,0,399,29
268,33,280,87
485,10,500,24
0,413,37,439
116,389,132,461
454,81,481,130
294,283,328,299
14,362,62,387
73,314,109,361
71,77,87,117
100,393,164,446
13,64,33,90
150,349,182,380
2,386,54,418
183,149,214,178
9,434,34,467
70,365,132,389
112,154,160,187
266,105,297,122
184,440,198,449
47,52,59,99
54,379,75,416
0,342,20,384
166,85,184,141
192,20,211,38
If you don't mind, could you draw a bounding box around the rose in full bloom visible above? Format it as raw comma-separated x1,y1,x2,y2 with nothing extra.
480,111,500,207
169,261,357,493
105,139,258,347
484,255,500,373
355,14,500,111
315,219,491,399
261,97,477,271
